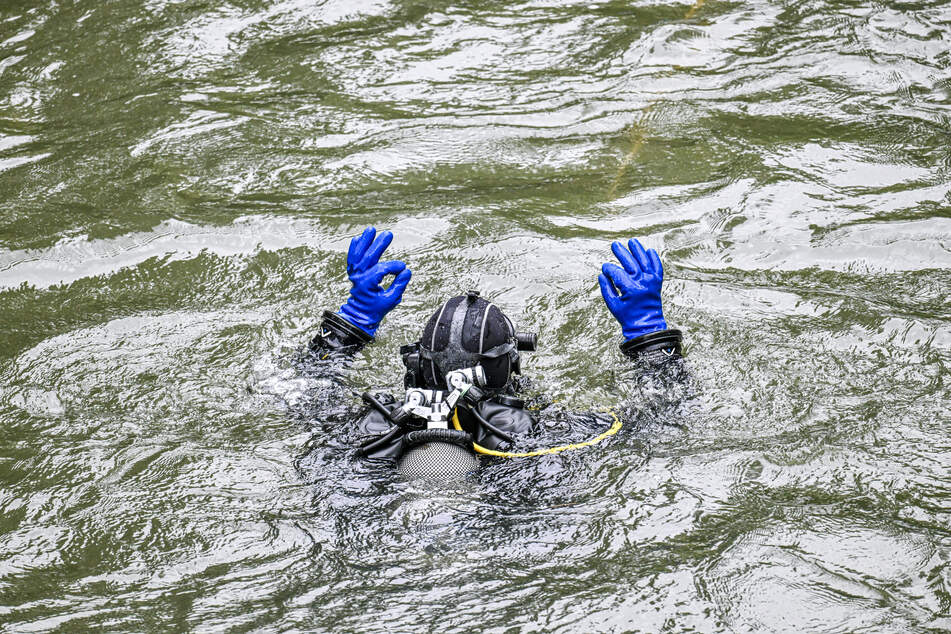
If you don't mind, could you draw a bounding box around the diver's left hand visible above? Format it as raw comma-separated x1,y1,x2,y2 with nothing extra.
598,238,667,341
337,227,412,337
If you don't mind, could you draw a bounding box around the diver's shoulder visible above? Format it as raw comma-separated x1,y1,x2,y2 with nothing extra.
479,396,537,433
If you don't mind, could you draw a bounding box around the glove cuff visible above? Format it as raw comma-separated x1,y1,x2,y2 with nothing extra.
337,301,380,337
621,315,668,341
620,328,683,362
310,310,374,354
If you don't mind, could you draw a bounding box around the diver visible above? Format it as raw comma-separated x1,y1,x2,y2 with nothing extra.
306,227,685,479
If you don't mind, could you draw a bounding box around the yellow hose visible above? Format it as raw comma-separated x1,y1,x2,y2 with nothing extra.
452,408,622,458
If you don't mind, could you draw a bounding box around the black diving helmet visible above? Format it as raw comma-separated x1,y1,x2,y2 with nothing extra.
399,290,537,391
394,291,536,481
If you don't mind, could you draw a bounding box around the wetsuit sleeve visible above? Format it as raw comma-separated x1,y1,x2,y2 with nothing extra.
308,310,375,358
618,328,695,418
291,310,376,426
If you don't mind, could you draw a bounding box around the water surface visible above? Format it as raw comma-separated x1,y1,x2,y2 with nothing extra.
1,0,949,631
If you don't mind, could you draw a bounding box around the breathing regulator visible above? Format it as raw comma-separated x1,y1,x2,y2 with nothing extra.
361,365,511,480
362,365,511,441
395,366,488,428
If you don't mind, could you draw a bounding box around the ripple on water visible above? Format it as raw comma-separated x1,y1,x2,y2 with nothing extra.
1,0,950,630
703,520,941,631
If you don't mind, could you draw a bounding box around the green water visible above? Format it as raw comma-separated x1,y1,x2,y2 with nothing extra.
1,0,949,631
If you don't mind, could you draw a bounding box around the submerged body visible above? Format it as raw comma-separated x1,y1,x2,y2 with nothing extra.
302,228,691,476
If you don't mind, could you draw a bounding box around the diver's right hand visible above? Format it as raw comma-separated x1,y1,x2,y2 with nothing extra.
598,238,667,341
337,227,412,337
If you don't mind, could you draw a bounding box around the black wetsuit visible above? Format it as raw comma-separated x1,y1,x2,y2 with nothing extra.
305,310,688,464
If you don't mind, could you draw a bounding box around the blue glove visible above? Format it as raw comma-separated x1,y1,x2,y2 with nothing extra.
598,238,667,341
337,227,412,337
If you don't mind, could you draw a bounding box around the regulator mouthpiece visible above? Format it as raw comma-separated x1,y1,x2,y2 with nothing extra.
515,331,537,352
445,366,486,390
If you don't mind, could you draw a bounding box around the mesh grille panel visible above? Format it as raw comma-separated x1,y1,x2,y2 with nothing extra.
398,443,479,480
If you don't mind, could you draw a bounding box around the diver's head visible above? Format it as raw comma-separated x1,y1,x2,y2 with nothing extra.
401,290,536,391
